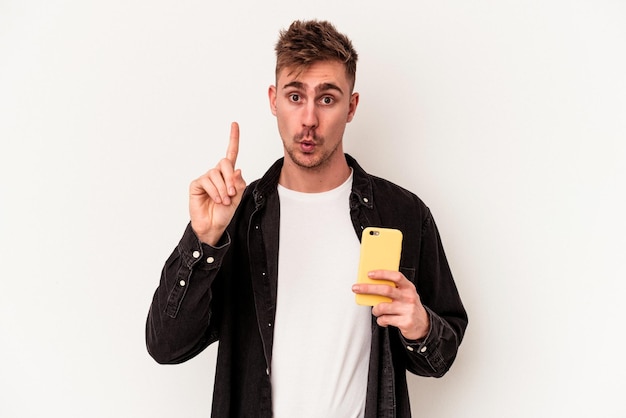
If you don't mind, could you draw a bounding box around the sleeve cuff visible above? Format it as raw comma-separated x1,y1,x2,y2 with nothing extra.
400,306,435,355
178,222,231,269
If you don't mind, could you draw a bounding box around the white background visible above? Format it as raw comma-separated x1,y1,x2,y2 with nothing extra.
1,1,625,417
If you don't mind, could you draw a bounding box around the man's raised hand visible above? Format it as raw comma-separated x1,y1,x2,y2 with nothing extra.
189,122,247,246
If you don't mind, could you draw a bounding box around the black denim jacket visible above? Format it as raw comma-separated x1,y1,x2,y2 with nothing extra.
146,154,468,417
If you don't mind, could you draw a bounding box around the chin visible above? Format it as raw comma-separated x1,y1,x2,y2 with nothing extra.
287,150,325,169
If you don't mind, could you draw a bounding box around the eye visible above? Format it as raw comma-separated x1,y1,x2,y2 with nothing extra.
289,94,301,102
320,96,334,105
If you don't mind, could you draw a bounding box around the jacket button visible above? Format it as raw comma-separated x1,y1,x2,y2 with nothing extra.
192,251,200,259
207,256,215,264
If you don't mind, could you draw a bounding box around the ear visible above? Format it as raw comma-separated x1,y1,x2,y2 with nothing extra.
346,92,359,123
268,85,277,116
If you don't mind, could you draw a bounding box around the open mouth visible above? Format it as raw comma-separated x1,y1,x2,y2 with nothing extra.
299,141,316,153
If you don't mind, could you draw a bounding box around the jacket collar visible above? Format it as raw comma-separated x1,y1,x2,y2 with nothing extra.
252,154,374,210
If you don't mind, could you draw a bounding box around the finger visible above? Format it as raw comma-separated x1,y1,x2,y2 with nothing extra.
353,283,397,299
371,302,393,317
190,175,215,199
225,122,240,165
360,276,420,308
192,173,224,204
207,166,233,205
367,270,409,286
375,314,411,331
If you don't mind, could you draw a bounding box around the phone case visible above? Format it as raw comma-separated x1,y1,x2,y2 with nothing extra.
355,227,403,306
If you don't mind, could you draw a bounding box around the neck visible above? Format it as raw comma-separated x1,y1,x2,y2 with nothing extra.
279,153,351,193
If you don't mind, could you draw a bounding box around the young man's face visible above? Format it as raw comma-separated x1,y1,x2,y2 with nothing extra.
269,60,359,171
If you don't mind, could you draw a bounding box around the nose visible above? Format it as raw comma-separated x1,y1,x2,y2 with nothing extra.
301,101,318,129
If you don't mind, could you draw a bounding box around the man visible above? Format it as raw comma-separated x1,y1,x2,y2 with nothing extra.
146,20,467,417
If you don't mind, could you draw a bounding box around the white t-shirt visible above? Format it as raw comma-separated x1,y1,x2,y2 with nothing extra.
271,172,372,418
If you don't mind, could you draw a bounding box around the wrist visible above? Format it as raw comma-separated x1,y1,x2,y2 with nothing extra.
191,223,224,247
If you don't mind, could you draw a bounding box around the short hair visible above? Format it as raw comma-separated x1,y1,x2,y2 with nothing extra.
274,20,358,91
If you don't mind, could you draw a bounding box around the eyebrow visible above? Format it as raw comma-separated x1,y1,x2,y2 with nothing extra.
282,81,344,96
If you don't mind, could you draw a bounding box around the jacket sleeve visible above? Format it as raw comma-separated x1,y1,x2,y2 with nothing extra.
401,211,468,377
145,223,230,364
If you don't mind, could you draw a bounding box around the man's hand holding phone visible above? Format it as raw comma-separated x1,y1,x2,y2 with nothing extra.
352,227,430,341
353,270,430,341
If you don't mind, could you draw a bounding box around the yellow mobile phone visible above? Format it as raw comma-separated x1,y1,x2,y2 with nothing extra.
355,227,403,306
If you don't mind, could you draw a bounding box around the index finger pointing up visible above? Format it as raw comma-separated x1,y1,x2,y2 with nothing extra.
226,121,240,165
